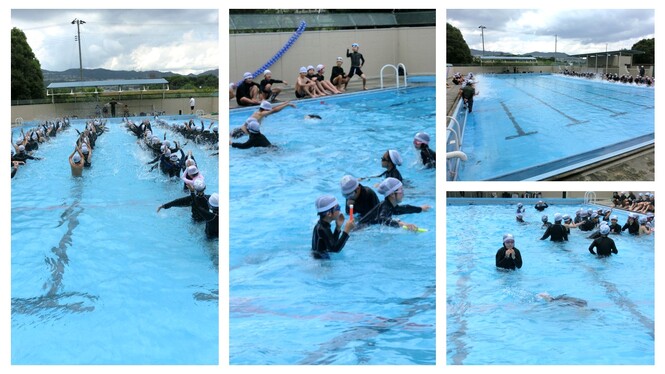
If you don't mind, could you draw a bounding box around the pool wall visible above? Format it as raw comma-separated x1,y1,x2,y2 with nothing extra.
447,197,586,206
230,27,435,84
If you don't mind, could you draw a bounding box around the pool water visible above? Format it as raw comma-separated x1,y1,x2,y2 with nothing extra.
453,74,654,180
11,116,219,364
446,199,654,365
229,86,436,364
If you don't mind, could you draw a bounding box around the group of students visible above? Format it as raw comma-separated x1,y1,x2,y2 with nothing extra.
497,201,655,270
312,140,435,260
612,191,655,214
67,119,107,177
123,117,219,240
232,42,368,107
11,118,72,178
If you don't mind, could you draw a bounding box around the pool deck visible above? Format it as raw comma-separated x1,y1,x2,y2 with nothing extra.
229,76,395,110
446,76,655,181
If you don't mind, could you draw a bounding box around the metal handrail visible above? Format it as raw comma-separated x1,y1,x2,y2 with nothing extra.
380,64,399,89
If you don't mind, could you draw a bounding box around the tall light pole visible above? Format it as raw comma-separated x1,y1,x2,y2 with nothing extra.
72,18,85,81
478,25,486,56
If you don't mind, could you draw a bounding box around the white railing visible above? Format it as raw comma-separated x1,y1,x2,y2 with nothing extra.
15,117,24,126
584,191,597,205
195,109,205,116
380,63,408,89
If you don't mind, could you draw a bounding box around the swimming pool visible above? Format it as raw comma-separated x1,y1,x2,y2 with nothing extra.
229,86,436,364
446,198,654,365
11,116,219,364
447,74,654,181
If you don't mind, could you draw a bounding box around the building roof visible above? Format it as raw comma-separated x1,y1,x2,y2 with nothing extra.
46,78,169,89
569,49,645,58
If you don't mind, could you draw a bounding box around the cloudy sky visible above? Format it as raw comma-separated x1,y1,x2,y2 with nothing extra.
447,9,654,55
11,9,219,75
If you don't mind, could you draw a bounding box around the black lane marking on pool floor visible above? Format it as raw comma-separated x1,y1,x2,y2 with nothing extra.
499,101,538,140
530,82,628,118
298,285,435,364
507,83,589,127
551,78,654,108
12,199,99,317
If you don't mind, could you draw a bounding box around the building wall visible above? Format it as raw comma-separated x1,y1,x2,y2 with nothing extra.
229,27,435,84
11,97,219,123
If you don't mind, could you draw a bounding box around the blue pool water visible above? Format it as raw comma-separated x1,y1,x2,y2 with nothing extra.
451,74,654,180
446,199,654,365
229,86,436,364
11,116,219,364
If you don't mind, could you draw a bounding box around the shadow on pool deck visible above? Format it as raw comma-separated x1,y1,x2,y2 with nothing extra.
445,76,655,181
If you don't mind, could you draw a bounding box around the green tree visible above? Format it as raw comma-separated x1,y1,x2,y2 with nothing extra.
11,27,45,100
631,38,654,65
447,23,473,64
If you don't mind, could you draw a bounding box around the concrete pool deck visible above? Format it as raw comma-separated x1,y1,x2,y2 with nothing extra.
446,76,654,181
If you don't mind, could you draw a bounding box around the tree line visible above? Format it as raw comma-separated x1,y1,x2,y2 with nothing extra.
11,27,218,101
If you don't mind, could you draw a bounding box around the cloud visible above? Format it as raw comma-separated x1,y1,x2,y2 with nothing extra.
11,9,219,75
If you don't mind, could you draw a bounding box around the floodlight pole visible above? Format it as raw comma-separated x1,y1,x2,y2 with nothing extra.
478,25,486,56
72,18,86,81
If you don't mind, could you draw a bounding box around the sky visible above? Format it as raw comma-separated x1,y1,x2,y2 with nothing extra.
447,9,654,55
11,9,219,75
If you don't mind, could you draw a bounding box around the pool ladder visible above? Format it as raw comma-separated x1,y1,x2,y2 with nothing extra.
380,63,408,89
584,191,597,205
15,117,24,127
446,105,469,181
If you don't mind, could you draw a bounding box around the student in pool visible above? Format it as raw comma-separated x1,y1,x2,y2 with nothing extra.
588,224,618,256
540,213,568,241
496,234,523,270
608,215,622,234
622,214,640,235
537,292,588,307
639,216,652,235
356,177,429,230
157,179,210,222
230,118,272,149
194,193,219,239
413,132,436,169
311,195,354,260
68,147,84,177
339,174,379,220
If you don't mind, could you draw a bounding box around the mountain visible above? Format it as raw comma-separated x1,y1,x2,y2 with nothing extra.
42,68,219,85
470,48,572,59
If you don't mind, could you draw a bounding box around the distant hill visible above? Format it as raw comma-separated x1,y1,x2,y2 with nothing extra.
470,48,572,59
42,68,219,85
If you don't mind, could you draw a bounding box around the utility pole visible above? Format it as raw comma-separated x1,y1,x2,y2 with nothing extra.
72,18,86,81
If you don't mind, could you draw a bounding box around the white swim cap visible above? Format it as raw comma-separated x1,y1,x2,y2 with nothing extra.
340,175,359,196
209,193,219,208
503,233,514,243
316,195,338,213
388,150,403,166
352,43,359,47
377,177,403,196
264,69,271,75
316,64,324,72
187,165,199,176
307,65,314,71
554,213,562,222
600,225,611,235
193,178,206,192
336,57,343,62
414,132,430,144
246,118,261,133
299,67,307,74
72,153,81,163
260,101,272,111
541,215,548,222
243,72,253,80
